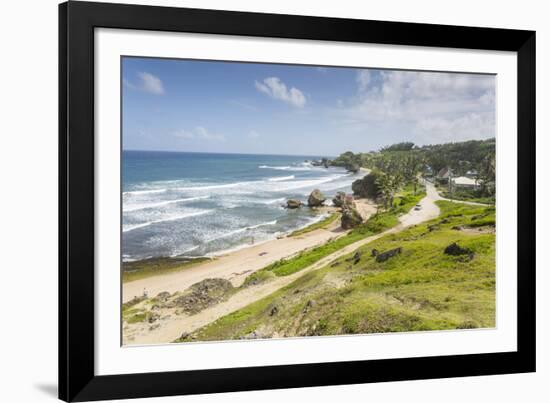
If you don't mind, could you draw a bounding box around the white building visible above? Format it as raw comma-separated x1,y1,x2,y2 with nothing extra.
452,176,478,189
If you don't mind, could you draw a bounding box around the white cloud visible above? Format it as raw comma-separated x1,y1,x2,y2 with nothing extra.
415,113,495,143
356,70,371,92
174,126,225,142
248,130,260,139
335,69,495,144
125,72,165,95
255,77,306,108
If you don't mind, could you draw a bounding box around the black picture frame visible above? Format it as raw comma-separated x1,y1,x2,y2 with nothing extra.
59,1,536,401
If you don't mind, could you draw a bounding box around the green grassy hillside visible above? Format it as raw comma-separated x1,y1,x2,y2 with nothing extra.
177,201,495,342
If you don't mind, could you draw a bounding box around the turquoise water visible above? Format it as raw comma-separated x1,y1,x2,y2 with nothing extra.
122,150,360,261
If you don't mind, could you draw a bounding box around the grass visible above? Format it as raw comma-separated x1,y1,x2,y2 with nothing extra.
122,256,210,283
288,212,341,237
176,201,495,342
438,187,495,205
242,188,425,281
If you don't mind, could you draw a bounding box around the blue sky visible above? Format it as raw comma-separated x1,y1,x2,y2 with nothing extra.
122,57,495,156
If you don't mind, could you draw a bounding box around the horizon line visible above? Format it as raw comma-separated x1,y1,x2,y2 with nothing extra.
122,149,338,158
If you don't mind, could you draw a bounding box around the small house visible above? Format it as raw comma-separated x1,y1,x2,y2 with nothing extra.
436,167,451,184
452,176,478,189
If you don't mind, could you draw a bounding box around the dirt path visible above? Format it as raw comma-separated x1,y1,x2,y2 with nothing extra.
126,227,395,345
126,191,441,345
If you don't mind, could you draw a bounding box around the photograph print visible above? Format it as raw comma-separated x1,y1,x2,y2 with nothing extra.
121,57,496,346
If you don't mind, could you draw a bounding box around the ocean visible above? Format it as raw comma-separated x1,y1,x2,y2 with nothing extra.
122,150,360,261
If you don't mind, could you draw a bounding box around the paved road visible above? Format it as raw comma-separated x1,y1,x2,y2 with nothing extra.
424,180,491,207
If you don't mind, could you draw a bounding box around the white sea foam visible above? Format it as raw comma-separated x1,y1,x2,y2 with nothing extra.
271,174,345,192
261,197,286,205
172,181,256,192
123,196,210,212
202,213,327,258
123,210,212,233
124,172,349,202
204,220,278,243
124,188,167,196
267,175,295,182
259,164,318,171
169,245,200,257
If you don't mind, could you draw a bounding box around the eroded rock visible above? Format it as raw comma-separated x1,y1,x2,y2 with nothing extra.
341,206,363,229
308,189,326,207
286,199,303,209
375,247,403,263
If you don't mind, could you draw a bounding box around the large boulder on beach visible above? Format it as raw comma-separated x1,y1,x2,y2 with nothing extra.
308,189,326,207
286,199,303,209
341,206,363,229
332,191,346,207
343,195,356,209
334,192,356,210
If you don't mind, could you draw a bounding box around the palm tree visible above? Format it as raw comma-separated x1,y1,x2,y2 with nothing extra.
375,172,404,210
478,153,496,195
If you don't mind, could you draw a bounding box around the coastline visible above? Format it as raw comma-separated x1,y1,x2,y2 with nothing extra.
122,182,495,345
122,198,376,303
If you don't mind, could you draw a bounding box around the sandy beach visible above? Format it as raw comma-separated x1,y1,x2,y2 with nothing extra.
123,199,377,304
122,193,440,345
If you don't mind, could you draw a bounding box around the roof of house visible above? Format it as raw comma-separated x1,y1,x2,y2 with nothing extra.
437,167,450,178
452,176,477,186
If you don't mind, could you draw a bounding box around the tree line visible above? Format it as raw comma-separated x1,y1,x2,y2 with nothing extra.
332,138,496,208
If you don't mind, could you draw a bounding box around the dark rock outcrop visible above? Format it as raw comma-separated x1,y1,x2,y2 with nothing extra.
444,242,475,260
343,194,356,209
352,171,381,198
341,206,363,229
311,158,330,168
171,278,234,314
352,251,362,264
156,291,171,301
308,189,326,207
147,312,160,323
332,191,346,207
303,299,316,313
286,199,303,209
428,224,440,232
375,247,403,263
333,192,356,209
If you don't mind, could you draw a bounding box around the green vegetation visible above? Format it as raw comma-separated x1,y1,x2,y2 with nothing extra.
126,311,148,324
380,142,415,152
334,138,495,203
289,212,341,237
242,188,425,282
176,201,495,342
122,256,210,283
438,188,495,205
